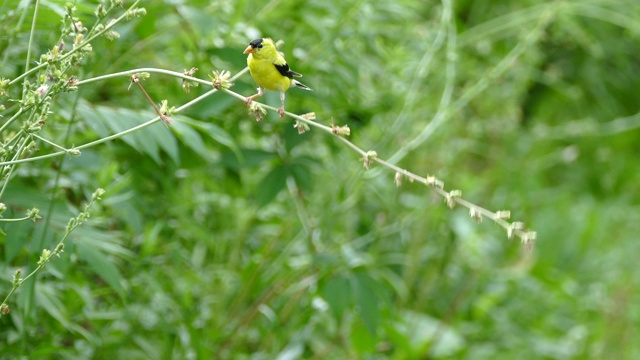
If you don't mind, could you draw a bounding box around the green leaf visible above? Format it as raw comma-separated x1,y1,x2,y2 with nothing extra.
105,107,142,151
322,274,351,319
77,101,110,139
350,320,376,355
352,272,379,338
35,283,69,328
36,283,69,327
171,120,208,159
221,148,277,170
255,164,288,207
290,161,313,193
17,273,37,319
180,117,237,150
3,220,29,262
76,241,126,298
74,227,135,259
283,121,310,152
146,117,179,164
117,108,162,164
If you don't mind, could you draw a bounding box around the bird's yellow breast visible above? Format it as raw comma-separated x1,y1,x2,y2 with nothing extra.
247,54,292,92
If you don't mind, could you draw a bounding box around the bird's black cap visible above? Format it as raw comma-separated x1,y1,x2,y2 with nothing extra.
249,38,263,49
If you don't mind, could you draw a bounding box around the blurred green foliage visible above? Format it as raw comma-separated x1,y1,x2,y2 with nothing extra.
1,0,640,358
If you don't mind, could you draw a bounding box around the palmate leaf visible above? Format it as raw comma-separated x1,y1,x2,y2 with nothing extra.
75,240,127,299
77,100,178,164
76,100,241,164
72,227,133,299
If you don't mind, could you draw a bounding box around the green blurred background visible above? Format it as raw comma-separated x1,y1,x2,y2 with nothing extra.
1,0,639,358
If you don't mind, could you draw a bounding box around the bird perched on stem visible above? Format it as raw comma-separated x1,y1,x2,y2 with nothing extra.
243,38,312,118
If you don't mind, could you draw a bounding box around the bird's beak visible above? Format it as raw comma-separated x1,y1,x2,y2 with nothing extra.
243,45,254,54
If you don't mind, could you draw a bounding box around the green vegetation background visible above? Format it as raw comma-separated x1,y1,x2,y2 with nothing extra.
1,0,639,358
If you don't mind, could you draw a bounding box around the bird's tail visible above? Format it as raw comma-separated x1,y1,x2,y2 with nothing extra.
292,80,312,91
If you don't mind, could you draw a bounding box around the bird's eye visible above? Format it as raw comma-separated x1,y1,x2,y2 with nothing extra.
257,44,263,48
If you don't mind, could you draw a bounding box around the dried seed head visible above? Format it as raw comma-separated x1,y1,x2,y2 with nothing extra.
470,208,483,223
394,172,402,187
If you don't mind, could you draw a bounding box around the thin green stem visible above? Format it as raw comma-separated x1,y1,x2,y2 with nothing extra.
85,2,115,39
37,90,82,251
226,87,535,244
0,134,30,199
0,188,104,315
76,67,211,87
286,176,315,252
0,215,31,222
1,285,19,311
24,0,40,74
220,88,334,133
0,107,23,134
0,150,65,166
13,225,72,286
2,64,536,248
30,133,69,152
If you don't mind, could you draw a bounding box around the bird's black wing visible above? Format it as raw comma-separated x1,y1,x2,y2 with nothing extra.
274,63,302,78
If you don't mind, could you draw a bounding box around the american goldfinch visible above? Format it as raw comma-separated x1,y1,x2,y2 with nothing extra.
243,38,311,118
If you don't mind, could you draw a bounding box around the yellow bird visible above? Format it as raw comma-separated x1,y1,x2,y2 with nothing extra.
243,38,311,118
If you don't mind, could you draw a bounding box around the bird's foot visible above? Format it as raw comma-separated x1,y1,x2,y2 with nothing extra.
277,106,285,118
245,93,262,107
